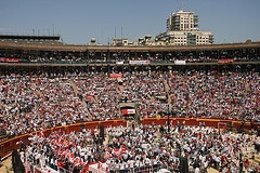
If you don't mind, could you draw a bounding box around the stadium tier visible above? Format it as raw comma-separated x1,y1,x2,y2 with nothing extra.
0,41,259,173
0,41,260,65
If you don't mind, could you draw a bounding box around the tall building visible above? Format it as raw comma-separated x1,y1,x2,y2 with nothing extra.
167,10,198,31
156,10,214,46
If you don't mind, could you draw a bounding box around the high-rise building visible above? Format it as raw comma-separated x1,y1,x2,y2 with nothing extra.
156,10,214,46
167,10,198,31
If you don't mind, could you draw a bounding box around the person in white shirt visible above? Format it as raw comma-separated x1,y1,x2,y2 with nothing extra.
194,167,200,173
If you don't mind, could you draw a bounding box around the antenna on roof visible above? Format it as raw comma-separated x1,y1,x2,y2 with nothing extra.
121,25,123,39
52,24,55,36
177,0,184,11
114,26,117,39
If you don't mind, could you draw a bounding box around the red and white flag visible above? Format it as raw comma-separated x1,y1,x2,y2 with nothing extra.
121,109,135,115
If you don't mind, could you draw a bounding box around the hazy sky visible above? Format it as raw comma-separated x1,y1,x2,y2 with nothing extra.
0,0,260,44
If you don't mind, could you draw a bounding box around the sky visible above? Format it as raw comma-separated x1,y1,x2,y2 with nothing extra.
0,0,260,44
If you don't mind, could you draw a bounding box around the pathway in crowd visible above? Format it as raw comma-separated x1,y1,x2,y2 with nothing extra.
70,81,78,96
163,80,170,93
117,83,124,93
70,81,93,119
163,79,173,111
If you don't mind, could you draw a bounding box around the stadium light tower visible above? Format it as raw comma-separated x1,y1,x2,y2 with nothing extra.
166,90,171,133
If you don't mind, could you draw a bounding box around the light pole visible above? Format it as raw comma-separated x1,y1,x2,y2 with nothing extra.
167,104,170,133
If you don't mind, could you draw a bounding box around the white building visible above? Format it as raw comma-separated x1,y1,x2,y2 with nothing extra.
138,35,154,46
111,38,129,46
156,10,214,46
156,31,187,46
167,10,198,31
187,31,214,45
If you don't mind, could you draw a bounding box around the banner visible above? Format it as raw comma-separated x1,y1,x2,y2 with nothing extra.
109,73,122,79
174,60,186,65
0,57,20,63
218,59,234,64
116,61,124,65
86,95,94,102
121,109,136,115
89,162,108,173
156,95,167,101
129,60,150,65
119,102,135,108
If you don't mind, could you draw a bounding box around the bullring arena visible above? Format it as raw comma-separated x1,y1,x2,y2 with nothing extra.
0,38,260,173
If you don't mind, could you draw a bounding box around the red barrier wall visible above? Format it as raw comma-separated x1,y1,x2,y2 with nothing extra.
141,118,259,130
0,119,126,159
1,118,259,159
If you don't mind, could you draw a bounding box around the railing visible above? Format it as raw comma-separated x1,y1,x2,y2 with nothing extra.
1,118,259,159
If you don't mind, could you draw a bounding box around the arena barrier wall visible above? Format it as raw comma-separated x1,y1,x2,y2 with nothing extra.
0,119,126,159
1,118,259,159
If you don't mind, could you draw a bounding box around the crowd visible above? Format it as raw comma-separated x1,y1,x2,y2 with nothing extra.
0,48,259,64
0,73,91,136
74,74,121,120
123,71,168,117
167,69,259,120
0,66,259,137
23,124,260,173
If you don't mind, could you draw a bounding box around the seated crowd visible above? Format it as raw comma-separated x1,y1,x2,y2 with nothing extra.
0,66,259,137
24,124,260,173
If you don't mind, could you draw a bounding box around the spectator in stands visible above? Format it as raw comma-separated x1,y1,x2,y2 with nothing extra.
24,124,260,172
0,66,259,137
